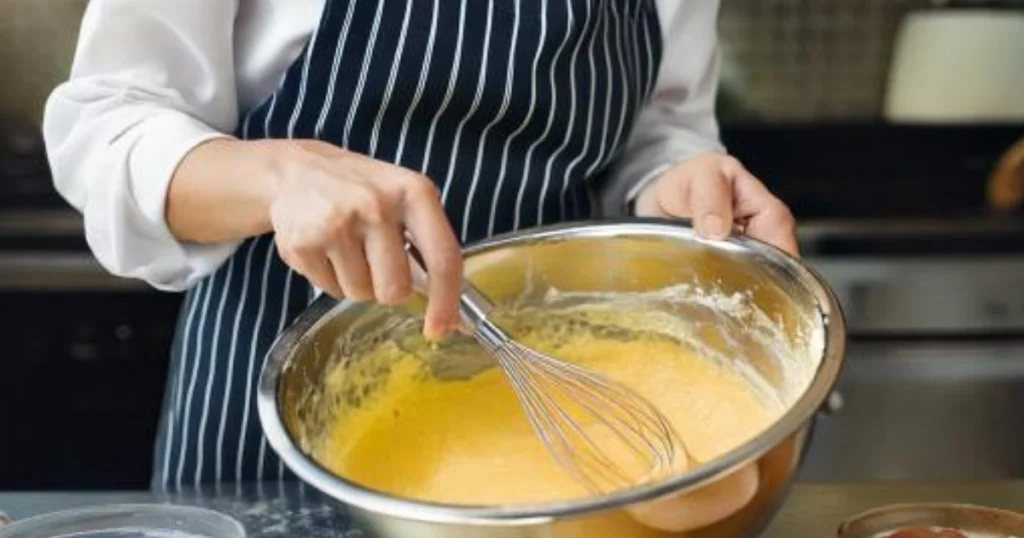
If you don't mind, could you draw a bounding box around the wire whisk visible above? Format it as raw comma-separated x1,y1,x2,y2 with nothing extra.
406,242,689,494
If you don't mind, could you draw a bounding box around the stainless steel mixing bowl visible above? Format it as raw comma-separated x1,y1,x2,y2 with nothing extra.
257,219,846,538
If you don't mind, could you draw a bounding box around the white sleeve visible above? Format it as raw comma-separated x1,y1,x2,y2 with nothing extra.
597,0,726,216
43,0,243,291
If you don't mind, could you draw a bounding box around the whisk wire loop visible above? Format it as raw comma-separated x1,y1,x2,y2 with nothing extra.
405,241,688,495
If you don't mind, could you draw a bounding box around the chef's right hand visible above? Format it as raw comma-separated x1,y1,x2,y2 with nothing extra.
266,139,462,338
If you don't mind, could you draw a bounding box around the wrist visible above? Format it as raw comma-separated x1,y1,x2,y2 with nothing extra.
247,139,294,211
229,138,305,234
167,137,281,242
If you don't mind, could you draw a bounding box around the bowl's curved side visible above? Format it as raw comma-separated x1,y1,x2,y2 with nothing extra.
257,219,847,535
346,425,815,538
0,504,246,538
838,503,1024,538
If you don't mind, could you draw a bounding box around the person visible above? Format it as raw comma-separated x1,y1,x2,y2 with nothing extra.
43,0,797,492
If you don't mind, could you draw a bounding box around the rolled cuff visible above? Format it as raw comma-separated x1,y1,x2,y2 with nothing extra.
83,114,239,291
597,135,726,217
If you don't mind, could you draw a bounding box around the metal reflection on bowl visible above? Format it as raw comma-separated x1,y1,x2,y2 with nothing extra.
257,219,847,538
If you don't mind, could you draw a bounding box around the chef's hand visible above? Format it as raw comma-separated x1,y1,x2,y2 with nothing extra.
633,153,799,256
267,140,462,338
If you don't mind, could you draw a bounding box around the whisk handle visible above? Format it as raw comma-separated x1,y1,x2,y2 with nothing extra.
404,241,495,332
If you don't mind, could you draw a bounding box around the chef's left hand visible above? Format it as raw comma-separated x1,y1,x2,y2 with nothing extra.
633,153,799,256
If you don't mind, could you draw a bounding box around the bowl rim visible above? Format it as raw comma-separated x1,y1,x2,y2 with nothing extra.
256,218,847,526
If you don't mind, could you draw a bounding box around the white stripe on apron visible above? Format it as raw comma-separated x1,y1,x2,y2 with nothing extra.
155,0,663,490
462,0,522,241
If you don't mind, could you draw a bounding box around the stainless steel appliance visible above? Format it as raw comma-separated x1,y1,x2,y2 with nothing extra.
723,124,1024,482
799,220,1024,481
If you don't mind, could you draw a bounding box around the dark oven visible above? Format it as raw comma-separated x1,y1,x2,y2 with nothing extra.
0,125,185,490
0,243,184,489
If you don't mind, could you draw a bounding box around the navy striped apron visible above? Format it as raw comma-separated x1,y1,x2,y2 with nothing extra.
154,0,663,490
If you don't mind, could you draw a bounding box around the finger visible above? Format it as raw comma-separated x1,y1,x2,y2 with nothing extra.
346,181,413,305
363,223,413,306
326,235,375,302
689,169,734,240
277,242,343,299
400,177,462,339
732,172,799,256
646,167,691,218
301,254,345,299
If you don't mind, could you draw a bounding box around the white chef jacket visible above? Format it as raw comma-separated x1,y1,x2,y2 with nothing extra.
42,0,725,292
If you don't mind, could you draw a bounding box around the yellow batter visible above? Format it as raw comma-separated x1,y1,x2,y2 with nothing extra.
312,318,781,506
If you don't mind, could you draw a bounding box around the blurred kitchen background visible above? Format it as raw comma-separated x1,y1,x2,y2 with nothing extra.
1,0,1023,491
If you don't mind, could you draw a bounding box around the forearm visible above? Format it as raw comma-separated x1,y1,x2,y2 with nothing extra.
167,138,282,244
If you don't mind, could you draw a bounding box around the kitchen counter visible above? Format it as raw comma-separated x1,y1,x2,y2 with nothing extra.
0,483,354,538
3,482,1024,537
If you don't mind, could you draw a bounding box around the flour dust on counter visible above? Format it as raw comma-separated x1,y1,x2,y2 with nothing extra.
231,501,364,538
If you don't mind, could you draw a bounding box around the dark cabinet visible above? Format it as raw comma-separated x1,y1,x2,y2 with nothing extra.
0,291,183,489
